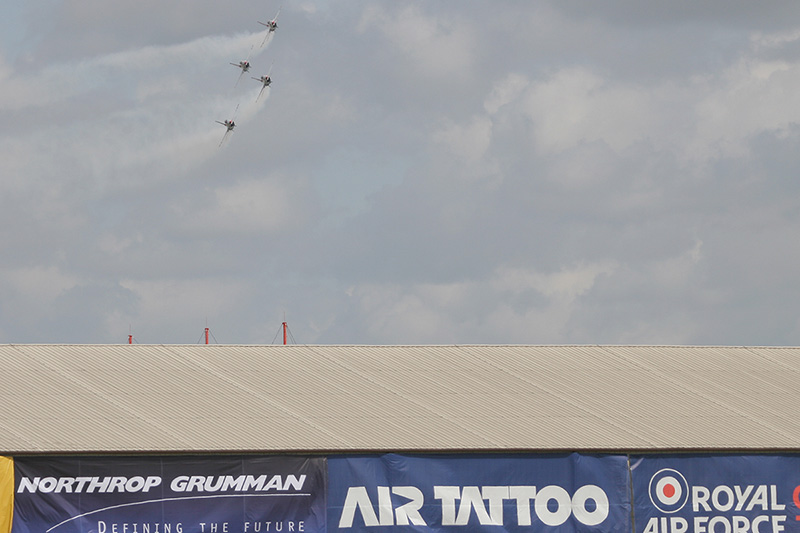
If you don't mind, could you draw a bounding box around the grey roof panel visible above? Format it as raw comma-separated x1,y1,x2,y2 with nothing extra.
1,344,800,453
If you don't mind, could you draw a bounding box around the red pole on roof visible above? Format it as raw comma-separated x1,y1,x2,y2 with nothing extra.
128,334,133,345
283,322,287,345
205,327,210,345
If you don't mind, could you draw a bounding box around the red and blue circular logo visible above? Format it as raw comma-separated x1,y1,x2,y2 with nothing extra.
648,468,689,513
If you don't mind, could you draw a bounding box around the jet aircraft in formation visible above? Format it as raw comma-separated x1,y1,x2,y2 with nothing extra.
258,6,281,46
217,7,280,147
216,105,239,147
231,59,251,73
253,62,274,103
230,46,254,88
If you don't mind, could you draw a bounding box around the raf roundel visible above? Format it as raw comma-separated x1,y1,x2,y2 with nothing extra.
648,468,689,513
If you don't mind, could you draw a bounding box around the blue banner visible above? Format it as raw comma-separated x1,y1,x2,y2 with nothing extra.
12,456,326,533
328,454,630,533
631,455,800,533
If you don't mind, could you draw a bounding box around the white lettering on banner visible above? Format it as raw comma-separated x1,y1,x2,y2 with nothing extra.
392,486,425,526
18,476,162,493
199,523,229,533
90,477,111,492
377,487,392,526
646,468,796,533
17,474,306,493
341,487,379,527
434,486,459,526
509,486,537,525
449,486,493,526
170,475,306,492
481,486,508,526
692,486,785,513
643,514,787,533
339,486,426,527
573,485,611,526
98,522,183,533
643,517,689,533
535,486,572,526
242,521,305,532
338,485,610,528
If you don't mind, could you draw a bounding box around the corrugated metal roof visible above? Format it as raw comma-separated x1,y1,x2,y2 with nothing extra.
1,344,798,454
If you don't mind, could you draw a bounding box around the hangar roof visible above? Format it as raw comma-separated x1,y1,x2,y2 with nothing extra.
1,344,797,454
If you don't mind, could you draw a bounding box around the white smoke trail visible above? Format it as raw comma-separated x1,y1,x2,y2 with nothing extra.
0,29,273,111
0,27,276,189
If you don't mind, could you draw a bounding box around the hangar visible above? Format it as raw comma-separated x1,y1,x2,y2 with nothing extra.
1,343,797,453
3,344,799,533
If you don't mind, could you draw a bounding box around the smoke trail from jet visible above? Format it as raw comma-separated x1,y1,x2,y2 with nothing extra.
0,26,276,190
0,29,272,111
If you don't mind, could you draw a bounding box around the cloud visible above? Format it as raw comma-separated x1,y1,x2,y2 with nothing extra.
433,115,493,163
484,73,529,115
5,3,800,347
119,277,250,343
358,5,475,80
334,261,616,344
433,26,800,170
690,53,800,160
170,177,297,236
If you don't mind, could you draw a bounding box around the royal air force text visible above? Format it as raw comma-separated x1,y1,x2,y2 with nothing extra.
644,484,791,533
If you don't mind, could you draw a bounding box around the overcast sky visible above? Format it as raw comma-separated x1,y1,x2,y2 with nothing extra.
3,1,800,345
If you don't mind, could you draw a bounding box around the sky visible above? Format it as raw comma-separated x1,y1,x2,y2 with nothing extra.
3,1,800,345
